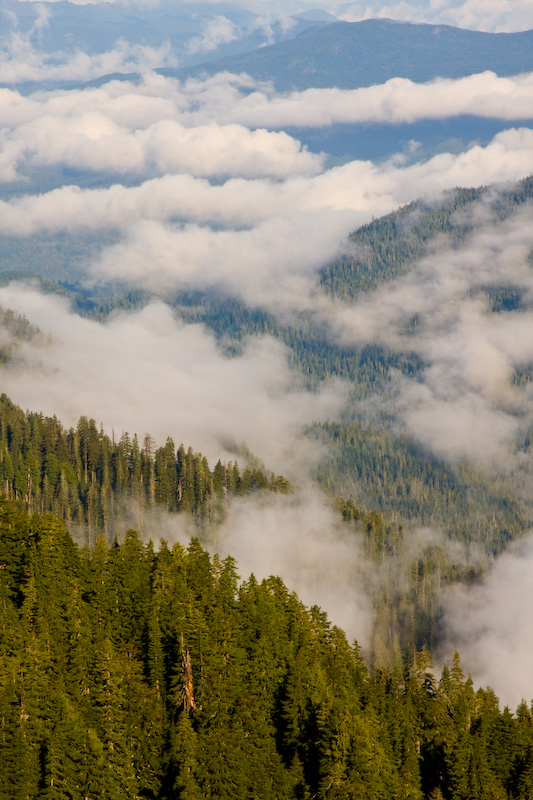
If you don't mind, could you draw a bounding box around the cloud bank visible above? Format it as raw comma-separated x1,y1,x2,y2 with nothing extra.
2,71,533,183
185,72,533,129
0,285,345,474
440,534,533,708
335,204,533,465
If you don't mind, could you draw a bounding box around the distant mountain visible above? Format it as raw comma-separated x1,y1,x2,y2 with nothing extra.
165,19,533,91
0,0,328,77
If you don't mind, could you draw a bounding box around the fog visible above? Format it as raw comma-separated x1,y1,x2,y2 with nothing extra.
334,204,533,466
0,285,346,474
207,489,374,645
2,0,533,705
440,534,533,708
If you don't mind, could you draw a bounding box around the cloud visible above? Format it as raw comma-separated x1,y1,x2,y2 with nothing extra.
334,203,533,465
100,483,376,648
206,488,375,645
86,211,354,311
0,35,177,84
2,72,533,324
0,285,346,474
1,43,532,472
186,15,240,54
80,131,533,314
440,534,533,709
334,0,533,33
4,71,533,187
0,82,322,181
2,125,533,240
189,72,533,129
450,0,533,34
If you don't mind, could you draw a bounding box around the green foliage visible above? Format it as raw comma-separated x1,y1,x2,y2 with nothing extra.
321,175,533,301
317,421,530,552
0,394,290,543
1,499,532,799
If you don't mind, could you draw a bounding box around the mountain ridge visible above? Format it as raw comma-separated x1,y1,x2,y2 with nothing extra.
162,18,533,91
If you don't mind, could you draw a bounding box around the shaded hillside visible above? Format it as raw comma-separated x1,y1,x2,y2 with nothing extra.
315,421,529,553
321,174,533,299
168,19,533,91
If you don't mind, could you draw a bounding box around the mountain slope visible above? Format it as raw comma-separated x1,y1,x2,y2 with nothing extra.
167,19,533,91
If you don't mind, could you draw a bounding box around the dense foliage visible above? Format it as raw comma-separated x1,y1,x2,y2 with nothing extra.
316,421,530,551
1,498,533,799
0,394,289,543
321,176,533,301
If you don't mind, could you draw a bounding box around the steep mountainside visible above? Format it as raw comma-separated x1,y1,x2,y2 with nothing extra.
2,499,532,799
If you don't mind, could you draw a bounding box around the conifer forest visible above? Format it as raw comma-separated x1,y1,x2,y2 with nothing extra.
1,1,533,798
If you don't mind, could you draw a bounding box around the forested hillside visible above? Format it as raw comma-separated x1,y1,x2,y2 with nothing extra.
0,390,524,669
321,176,533,300
2,178,533,667
0,395,289,543
2,3,533,794
2,497,533,800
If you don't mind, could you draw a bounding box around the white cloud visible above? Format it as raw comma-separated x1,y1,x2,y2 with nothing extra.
87,211,354,311
2,73,532,325
441,534,533,708
186,15,240,54
188,72,533,129
3,71,533,187
0,285,346,474
79,130,533,314
333,0,533,33
0,35,177,83
210,488,374,645
2,125,533,240
0,80,323,181
335,204,533,465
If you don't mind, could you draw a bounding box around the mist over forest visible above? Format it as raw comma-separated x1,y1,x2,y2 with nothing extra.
1,0,533,796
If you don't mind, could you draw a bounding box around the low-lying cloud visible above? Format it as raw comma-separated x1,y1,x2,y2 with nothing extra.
0,105,321,181
2,126,533,238
186,72,533,129
3,71,533,186
0,35,177,84
335,204,533,465
87,211,354,311
1,71,533,470
0,284,346,474
440,533,533,708
185,15,240,55
208,488,374,645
